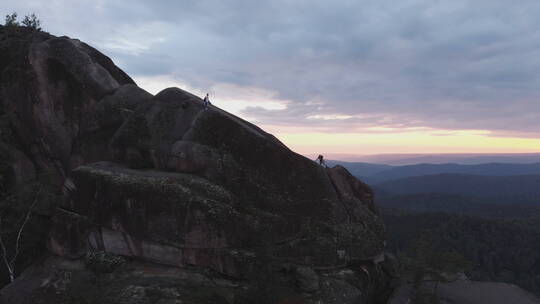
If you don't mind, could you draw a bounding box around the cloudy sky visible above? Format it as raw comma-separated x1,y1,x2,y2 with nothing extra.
3,0,540,157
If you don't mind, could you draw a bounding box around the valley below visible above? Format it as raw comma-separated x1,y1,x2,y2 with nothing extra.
334,159,540,302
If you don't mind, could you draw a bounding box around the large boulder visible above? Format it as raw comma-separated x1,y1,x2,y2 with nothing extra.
0,26,394,304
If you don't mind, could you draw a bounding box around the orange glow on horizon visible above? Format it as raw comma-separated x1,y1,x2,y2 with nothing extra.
263,127,540,155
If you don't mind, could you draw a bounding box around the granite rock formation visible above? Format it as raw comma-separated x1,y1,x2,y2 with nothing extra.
0,26,394,304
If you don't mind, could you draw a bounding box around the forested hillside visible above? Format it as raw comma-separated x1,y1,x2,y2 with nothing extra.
375,174,540,198
383,208,540,296
378,193,540,217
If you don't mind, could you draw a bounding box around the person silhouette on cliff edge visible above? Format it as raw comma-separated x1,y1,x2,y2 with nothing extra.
316,154,327,167
203,93,211,110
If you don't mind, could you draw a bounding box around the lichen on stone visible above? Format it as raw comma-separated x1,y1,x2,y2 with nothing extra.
84,250,126,273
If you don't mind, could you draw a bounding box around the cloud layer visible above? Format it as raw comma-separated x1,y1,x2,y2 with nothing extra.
3,0,540,137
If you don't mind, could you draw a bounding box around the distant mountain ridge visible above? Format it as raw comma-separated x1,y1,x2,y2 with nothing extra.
374,173,540,198
331,160,540,183
326,160,391,178
370,162,540,182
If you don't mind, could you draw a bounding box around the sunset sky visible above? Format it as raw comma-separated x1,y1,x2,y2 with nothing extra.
3,0,540,157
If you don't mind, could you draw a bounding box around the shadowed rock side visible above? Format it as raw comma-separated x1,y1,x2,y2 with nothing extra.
0,26,149,186
0,26,395,304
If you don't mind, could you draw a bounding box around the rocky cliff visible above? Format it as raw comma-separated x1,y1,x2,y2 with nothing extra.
0,26,395,304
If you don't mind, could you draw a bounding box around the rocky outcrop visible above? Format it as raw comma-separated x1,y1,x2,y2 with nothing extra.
0,26,147,186
0,26,395,304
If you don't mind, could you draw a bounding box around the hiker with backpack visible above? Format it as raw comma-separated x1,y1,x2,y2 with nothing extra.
316,154,327,167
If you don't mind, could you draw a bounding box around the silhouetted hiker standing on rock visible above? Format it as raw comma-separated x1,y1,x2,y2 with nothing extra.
203,93,211,109
316,154,327,167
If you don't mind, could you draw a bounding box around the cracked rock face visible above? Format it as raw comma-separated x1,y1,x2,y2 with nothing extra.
0,26,146,185
0,26,395,304
49,85,386,280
